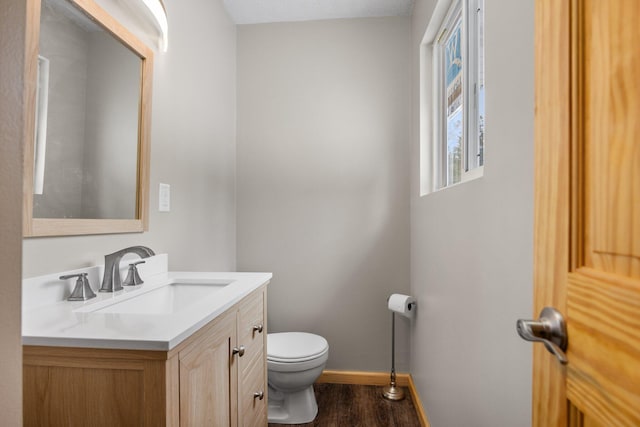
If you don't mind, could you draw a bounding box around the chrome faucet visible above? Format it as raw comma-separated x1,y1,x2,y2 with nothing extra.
61,272,96,301
99,246,155,292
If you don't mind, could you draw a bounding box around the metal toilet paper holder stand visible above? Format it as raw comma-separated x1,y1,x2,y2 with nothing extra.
382,301,415,401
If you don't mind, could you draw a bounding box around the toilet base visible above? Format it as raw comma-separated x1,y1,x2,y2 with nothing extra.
267,384,318,424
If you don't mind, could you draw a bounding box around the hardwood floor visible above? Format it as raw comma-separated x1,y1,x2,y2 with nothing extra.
268,383,422,427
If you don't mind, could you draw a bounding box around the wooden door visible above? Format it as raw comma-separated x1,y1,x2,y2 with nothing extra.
179,312,238,427
533,0,640,426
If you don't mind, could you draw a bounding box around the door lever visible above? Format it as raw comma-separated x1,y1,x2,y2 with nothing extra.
517,307,568,364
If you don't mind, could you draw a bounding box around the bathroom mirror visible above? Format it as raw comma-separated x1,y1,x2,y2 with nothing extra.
23,0,153,237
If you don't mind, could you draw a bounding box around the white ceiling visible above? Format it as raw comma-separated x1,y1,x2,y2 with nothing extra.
223,0,415,25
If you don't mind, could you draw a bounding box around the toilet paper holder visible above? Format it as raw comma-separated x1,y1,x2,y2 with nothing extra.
382,294,416,401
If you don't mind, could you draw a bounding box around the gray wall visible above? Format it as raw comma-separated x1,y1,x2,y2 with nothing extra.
0,0,25,423
23,0,237,277
236,17,412,371
410,0,534,426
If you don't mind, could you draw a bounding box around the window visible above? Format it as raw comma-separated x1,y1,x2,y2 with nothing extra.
421,0,485,193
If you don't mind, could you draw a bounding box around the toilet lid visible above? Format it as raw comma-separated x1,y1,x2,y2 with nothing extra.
267,332,328,363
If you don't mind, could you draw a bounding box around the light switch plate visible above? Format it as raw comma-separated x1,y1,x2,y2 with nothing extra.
159,183,170,212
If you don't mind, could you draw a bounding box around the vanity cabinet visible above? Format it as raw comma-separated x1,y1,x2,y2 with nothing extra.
23,286,267,427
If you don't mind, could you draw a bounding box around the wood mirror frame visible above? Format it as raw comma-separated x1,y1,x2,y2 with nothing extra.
23,0,153,237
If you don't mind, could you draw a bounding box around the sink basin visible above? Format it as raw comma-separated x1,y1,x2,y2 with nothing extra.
89,280,233,315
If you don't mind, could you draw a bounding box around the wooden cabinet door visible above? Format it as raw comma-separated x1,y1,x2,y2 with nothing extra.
179,312,238,427
533,0,640,425
23,347,169,427
24,361,147,427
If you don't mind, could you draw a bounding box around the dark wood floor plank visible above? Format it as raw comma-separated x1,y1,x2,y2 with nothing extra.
313,383,337,427
365,384,393,427
268,383,421,427
336,384,359,426
390,387,421,427
351,384,376,427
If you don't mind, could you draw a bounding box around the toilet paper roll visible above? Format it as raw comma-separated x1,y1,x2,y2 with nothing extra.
387,293,416,318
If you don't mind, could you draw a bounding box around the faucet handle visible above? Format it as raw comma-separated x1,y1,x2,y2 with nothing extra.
123,260,145,286
61,273,97,301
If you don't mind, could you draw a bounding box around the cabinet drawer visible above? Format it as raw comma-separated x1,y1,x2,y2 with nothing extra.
238,289,265,361
239,349,267,427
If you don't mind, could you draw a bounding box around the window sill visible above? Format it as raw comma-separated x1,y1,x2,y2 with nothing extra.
422,165,484,196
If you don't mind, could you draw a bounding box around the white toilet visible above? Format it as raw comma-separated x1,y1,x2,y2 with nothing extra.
267,332,329,424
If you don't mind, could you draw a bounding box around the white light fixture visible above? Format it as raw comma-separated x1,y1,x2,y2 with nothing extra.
140,0,168,52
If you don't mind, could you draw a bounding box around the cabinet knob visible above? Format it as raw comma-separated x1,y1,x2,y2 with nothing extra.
253,324,263,333
253,391,264,400
232,345,245,357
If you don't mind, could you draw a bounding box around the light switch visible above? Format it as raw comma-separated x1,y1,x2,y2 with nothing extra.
159,183,170,212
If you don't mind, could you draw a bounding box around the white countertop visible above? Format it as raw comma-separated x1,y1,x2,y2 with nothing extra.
22,254,271,351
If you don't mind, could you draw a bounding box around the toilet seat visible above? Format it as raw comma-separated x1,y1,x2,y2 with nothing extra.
267,332,329,368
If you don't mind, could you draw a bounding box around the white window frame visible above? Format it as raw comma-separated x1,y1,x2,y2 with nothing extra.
420,0,484,195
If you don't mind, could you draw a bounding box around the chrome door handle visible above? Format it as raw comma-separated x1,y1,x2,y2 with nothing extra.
232,345,245,357
517,307,568,364
253,324,263,333
253,391,264,400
